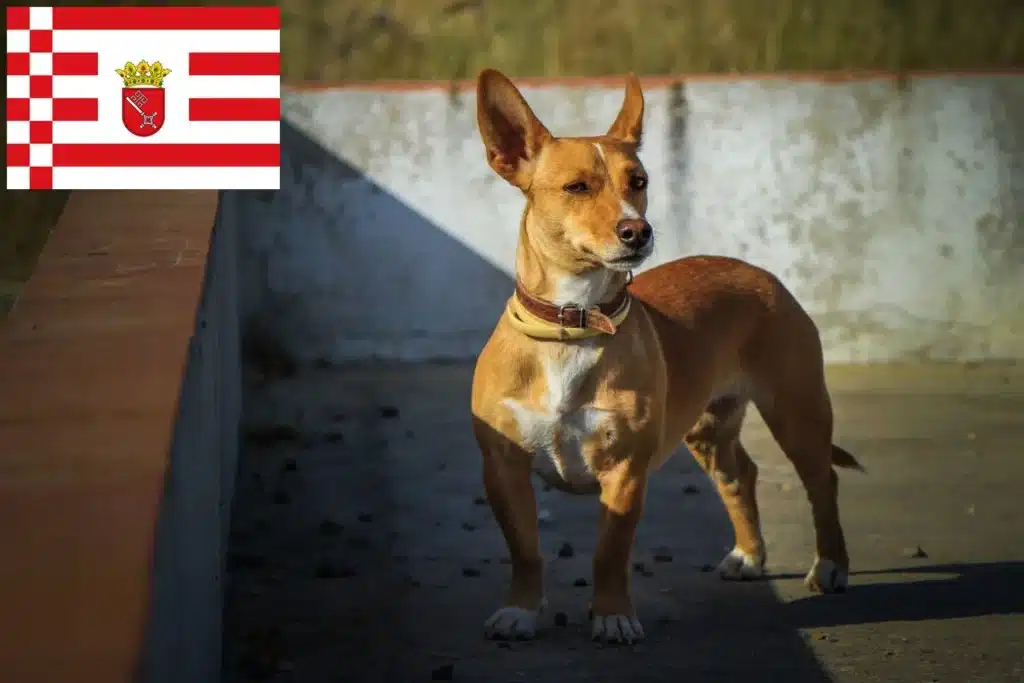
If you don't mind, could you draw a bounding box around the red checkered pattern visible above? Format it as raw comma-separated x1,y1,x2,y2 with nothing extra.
7,7,55,189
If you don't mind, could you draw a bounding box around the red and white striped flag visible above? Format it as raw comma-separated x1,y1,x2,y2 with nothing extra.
6,6,280,190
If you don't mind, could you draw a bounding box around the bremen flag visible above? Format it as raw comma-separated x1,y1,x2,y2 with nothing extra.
6,6,281,190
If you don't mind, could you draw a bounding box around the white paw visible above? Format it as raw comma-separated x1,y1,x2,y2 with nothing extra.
805,557,848,594
484,600,545,640
717,547,765,580
591,614,645,644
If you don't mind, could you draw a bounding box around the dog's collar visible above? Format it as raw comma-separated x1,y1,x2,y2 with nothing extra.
505,278,632,340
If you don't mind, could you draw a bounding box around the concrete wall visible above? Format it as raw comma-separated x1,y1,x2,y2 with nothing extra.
140,197,242,683
233,75,1024,363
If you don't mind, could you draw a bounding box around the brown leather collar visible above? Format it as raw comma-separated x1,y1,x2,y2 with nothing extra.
513,279,630,335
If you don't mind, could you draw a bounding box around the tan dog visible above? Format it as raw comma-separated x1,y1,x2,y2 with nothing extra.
470,69,863,644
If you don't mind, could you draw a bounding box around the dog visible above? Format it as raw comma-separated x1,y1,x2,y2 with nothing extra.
470,68,864,644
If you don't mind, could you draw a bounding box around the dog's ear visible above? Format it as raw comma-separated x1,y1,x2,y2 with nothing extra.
606,73,644,146
476,69,552,188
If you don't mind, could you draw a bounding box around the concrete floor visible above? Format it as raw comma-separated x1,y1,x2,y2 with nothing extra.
223,362,1024,683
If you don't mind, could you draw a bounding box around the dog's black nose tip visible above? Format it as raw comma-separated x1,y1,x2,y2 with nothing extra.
616,219,652,249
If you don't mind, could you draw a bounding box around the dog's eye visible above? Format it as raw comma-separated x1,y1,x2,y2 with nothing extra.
564,181,589,194
629,175,648,191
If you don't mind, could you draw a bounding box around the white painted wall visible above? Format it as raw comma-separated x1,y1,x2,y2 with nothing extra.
231,75,1024,363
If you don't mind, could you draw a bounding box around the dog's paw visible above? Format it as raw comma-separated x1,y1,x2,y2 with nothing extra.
717,547,765,581
484,601,545,640
591,614,645,644
804,557,848,594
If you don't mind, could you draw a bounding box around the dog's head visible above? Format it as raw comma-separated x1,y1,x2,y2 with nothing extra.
476,69,652,275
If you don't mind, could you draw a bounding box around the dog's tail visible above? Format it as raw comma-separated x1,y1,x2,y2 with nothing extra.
831,444,866,472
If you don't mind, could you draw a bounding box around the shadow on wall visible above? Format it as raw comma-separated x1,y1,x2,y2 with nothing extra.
232,121,514,367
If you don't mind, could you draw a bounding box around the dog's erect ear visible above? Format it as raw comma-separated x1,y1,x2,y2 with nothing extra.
476,69,552,188
606,73,644,146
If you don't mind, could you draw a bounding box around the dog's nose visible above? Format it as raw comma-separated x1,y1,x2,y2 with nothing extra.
616,219,652,249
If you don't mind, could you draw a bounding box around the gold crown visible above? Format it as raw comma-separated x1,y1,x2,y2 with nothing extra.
115,60,171,88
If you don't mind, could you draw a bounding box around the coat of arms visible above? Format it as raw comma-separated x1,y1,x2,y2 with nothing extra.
115,59,171,137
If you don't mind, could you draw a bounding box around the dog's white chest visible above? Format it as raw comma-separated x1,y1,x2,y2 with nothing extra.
502,342,611,493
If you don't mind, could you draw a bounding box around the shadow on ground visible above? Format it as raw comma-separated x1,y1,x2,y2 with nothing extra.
224,364,824,683
223,361,1024,683
778,562,1024,629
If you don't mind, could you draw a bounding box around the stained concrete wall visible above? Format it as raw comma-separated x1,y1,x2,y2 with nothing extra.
233,76,1024,363
140,197,242,683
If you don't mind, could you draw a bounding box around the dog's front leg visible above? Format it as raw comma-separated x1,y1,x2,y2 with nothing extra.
481,448,545,640
591,460,647,644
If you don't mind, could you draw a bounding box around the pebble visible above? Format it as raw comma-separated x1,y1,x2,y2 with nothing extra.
572,577,589,587
379,406,400,419
473,496,487,506
902,545,928,559
554,612,569,627
357,513,374,523
314,561,356,579
461,522,477,532
430,663,455,680
245,424,301,445
652,548,674,563
283,457,298,472
462,567,481,578
682,484,700,495
557,542,575,558
633,561,655,576
318,519,344,537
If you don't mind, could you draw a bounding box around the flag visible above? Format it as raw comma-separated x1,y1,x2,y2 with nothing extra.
6,6,281,190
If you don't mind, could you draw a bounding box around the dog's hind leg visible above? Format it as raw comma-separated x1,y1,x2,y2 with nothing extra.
684,395,766,580
754,382,850,594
